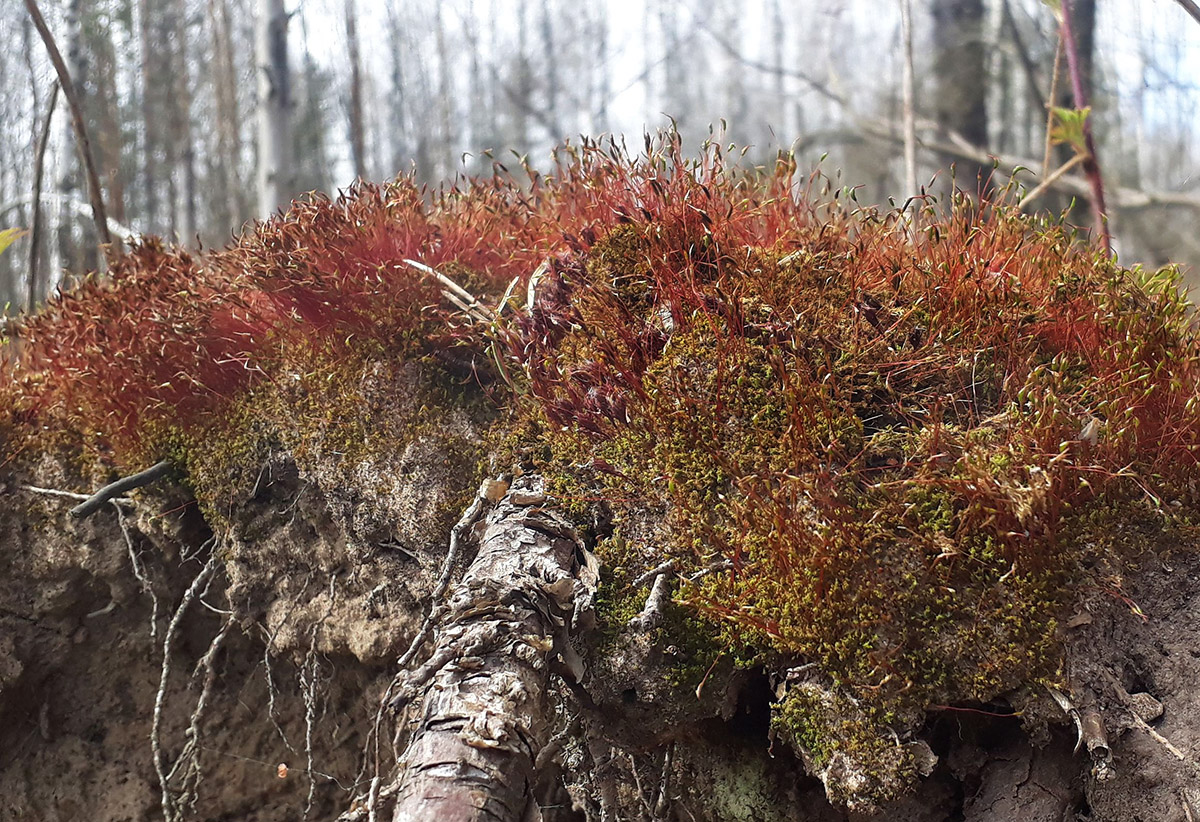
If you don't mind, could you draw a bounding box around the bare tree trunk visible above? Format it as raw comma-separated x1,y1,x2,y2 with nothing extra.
900,0,919,198
28,84,58,313
345,0,367,180
592,5,608,131
137,0,160,233
86,4,127,227
540,0,559,140
770,0,786,140
27,0,111,272
170,0,197,243
434,3,453,178
384,0,409,175
514,1,531,152
256,0,292,217
931,0,989,192
390,477,595,822
208,0,243,231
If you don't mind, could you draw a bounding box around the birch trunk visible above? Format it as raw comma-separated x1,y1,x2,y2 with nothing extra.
256,0,292,218
390,477,596,822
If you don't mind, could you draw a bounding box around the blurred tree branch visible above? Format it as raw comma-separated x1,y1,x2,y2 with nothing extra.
1174,0,1200,26
23,0,113,253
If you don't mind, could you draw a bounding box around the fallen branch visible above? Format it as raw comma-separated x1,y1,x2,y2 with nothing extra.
402,259,494,324
0,194,137,243
394,477,506,670
388,476,597,821
875,126,1200,212
70,459,172,519
1016,153,1087,210
1099,668,1190,765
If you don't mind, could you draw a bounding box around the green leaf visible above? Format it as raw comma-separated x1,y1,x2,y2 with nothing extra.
0,227,26,257
1048,107,1090,154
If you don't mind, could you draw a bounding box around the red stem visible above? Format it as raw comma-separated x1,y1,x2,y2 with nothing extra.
1059,0,1112,254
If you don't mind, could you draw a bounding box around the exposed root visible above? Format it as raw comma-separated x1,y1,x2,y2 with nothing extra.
153,552,220,822
1100,668,1191,765
299,576,339,817
116,501,161,639
165,614,236,816
17,483,133,506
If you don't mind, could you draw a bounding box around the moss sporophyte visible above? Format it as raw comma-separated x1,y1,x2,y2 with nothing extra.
5,136,1199,805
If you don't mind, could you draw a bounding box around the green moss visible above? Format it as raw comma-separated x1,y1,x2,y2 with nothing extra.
169,341,493,528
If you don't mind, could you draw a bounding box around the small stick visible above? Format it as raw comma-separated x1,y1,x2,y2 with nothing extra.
1174,0,1200,27
1100,668,1189,762
629,572,672,631
632,560,675,589
70,460,172,519
18,484,130,505
1017,153,1087,211
402,259,494,323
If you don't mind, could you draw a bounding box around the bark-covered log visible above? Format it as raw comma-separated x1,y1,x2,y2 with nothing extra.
391,476,596,822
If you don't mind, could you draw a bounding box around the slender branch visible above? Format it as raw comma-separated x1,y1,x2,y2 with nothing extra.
1060,0,1112,253
70,460,173,519
999,0,1047,111
0,194,136,243
1016,153,1087,210
867,123,1200,212
23,0,113,251
28,82,58,313
1042,32,1064,179
1174,0,1200,26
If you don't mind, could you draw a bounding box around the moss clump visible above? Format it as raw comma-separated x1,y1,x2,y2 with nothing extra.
501,147,1200,807
173,341,493,530
773,683,928,812
7,136,1200,811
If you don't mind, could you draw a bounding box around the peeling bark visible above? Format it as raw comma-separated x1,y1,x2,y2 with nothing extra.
391,476,596,822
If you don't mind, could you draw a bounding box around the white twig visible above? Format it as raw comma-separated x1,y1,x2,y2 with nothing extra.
526,259,549,313
402,259,494,323
17,484,133,506
633,560,675,589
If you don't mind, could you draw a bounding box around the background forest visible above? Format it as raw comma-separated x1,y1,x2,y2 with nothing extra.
1,0,1199,313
